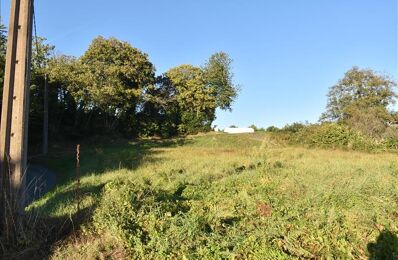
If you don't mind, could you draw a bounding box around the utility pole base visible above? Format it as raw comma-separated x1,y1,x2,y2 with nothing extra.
0,0,33,237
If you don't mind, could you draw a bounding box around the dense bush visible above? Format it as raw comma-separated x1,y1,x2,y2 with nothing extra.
249,124,258,131
268,122,398,152
344,106,389,139
286,123,376,151
93,180,194,257
24,134,398,258
266,126,280,132
281,122,306,133
312,123,375,150
382,137,398,150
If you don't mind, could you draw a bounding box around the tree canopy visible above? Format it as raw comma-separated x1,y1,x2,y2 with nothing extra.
78,37,156,132
162,52,239,135
0,34,239,141
166,64,216,133
81,37,155,113
203,52,238,111
321,67,397,123
321,67,397,138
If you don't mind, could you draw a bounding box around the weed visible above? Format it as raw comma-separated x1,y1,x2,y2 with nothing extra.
16,133,398,258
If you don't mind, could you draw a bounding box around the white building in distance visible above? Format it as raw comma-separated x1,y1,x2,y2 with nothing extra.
224,127,255,134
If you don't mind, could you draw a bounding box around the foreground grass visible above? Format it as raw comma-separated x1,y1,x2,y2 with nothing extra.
29,133,398,259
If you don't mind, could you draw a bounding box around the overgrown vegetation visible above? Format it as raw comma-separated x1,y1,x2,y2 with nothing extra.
267,121,398,152
0,133,394,259
1,14,398,259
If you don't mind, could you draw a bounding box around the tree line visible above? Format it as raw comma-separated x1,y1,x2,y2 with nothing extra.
1,23,397,148
0,25,239,146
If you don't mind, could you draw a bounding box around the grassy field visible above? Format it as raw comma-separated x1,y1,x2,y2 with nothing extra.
28,132,398,259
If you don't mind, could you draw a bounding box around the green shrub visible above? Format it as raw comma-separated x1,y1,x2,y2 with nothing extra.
269,123,398,151
266,126,280,132
249,124,258,131
282,122,306,133
93,180,194,257
344,106,388,139
383,138,398,150
291,123,376,151
178,112,213,135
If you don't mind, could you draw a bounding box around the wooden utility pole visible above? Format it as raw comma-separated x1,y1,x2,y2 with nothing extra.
0,0,33,231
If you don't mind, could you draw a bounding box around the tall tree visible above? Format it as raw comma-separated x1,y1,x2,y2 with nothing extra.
203,52,239,110
321,67,397,122
166,64,216,133
46,55,86,138
28,37,55,147
47,54,86,103
80,36,155,133
162,52,239,134
138,75,180,137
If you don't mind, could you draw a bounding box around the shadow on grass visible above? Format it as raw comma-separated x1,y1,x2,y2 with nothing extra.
1,138,191,259
368,230,398,259
0,183,105,259
31,138,190,184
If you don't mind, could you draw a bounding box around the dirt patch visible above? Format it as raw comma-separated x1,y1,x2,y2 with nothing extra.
257,202,272,217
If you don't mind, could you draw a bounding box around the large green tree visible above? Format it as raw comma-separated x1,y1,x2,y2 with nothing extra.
48,55,86,101
29,37,55,145
80,36,156,133
166,64,216,133
321,67,397,138
163,52,239,134
45,55,90,138
321,67,397,122
138,75,180,137
203,52,238,110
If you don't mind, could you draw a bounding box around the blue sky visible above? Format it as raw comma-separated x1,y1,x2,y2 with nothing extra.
1,0,397,128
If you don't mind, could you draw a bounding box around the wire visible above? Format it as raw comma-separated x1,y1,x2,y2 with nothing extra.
33,0,40,56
